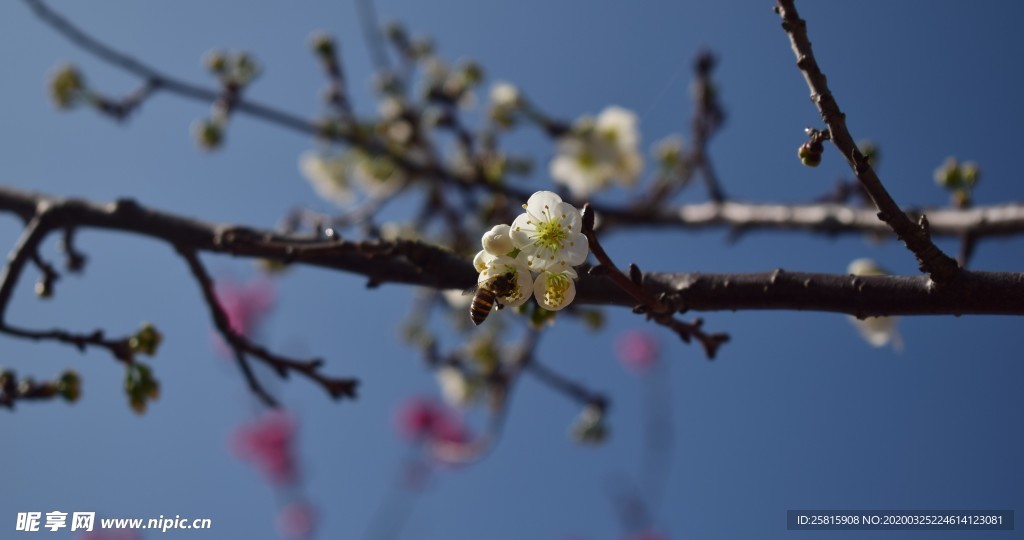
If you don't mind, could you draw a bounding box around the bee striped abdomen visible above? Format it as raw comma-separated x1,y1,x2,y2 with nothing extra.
469,287,498,326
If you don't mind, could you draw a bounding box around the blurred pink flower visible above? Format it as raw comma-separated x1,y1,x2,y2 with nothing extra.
616,330,660,373
395,396,468,444
77,532,141,540
215,278,276,337
276,501,316,539
231,410,298,485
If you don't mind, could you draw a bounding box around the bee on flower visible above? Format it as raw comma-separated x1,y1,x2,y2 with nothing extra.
469,191,589,325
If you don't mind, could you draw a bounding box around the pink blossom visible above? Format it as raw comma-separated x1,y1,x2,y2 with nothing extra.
276,501,317,539
215,278,276,338
616,330,660,373
230,410,298,485
395,396,468,444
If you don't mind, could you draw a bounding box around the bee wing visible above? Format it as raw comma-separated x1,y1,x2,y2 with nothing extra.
464,274,502,296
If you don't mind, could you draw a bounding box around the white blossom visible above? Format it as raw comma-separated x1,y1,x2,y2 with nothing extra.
299,151,353,206
490,82,520,109
847,258,903,351
510,191,588,272
481,224,514,256
473,249,496,273
436,366,475,407
550,106,643,198
534,268,578,311
477,255,533,308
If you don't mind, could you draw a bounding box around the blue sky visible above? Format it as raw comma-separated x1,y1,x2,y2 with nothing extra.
1,1,1023,539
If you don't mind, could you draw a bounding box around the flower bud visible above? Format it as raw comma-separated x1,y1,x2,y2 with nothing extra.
35,279,53,299
49,64,85,109
798,141,822,167
129,323,163,357
570,404,607,444
933,157,960,188
57,370,81,403
309,31,335,58
961,161,980,187
203,50,228,75
481,224,514,256
193,119,224,150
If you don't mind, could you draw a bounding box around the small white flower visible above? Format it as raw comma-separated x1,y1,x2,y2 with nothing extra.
473,249,496,273
549,105,644,198
299,151,353,206
436,366,475,407
478,255,533,308
510,191,588,271
490,82,520,109
481,224,514,256
847,258,903,351
534,268,578,311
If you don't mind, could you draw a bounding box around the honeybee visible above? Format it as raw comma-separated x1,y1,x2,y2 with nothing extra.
468,272,516,326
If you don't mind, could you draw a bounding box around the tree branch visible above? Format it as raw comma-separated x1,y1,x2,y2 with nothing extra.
1,186,1023,320
774,0,961,283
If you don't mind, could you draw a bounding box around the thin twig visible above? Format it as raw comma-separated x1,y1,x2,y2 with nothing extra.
176,247,358,405
582,204,729,358
525,360,607,410
774,0,960,283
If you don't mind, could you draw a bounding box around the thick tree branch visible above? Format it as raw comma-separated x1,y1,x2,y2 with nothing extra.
774,0,961,283
1,186,1023,319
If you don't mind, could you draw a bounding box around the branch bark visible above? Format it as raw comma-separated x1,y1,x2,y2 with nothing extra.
1,186,1022,318
774,0,961,283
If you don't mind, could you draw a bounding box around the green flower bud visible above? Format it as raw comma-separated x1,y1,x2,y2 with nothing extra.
203,50,228,75
309,31,336,58
798,141,822,167
50,63,85,109
232,52,261,85
57,370,81,403
192,119,223,150
934,157,961,188
129,323,162,357
570,404,608,444
458,60,484,86
961,161,980,187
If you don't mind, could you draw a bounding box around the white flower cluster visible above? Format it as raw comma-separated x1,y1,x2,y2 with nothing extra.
550,106,644,198
474,191,589,315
